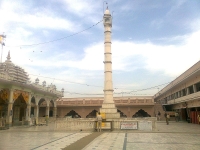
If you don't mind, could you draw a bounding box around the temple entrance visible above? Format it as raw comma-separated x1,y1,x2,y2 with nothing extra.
13,94,27,125
132,109,151,118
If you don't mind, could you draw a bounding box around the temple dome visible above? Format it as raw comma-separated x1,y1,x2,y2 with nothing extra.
0,51,30,83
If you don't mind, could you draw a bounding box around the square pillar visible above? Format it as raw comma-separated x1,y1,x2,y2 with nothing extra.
53,107,57,118
6,89,14,127
34,105,39,125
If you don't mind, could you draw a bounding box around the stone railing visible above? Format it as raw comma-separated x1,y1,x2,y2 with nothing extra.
38,117,56,124
55,118,95,131
29,117,56,125
31,84,63,96
54,117,157,131
121,99,153,105
57,99,154,106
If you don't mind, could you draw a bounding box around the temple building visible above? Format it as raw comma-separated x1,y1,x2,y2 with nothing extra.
1,7,199,127
0,52,64,127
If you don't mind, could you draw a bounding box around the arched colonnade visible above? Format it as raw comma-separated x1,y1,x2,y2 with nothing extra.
0,88,58,126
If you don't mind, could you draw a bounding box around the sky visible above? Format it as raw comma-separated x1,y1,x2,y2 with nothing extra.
0,0,200,98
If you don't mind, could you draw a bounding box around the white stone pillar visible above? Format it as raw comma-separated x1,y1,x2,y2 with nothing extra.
100,8,120,119
103,9,114,104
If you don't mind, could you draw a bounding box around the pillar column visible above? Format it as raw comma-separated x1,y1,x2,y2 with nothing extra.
6,89,14,127
53,107,57,118
23,104,30,125
34,105,39,125
6,102,13,127
100,8,120,119
193,84,197,93
25,93,32,125
46,106,49,116
186,88,189,95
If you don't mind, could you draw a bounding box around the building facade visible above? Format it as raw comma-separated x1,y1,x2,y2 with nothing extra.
0,52,63,127
154,60,200,123
56,96,155,118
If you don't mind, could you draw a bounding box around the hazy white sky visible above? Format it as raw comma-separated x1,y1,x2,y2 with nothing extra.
0,0,200,97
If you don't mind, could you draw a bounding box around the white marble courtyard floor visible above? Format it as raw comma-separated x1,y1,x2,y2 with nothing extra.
0,121,200,150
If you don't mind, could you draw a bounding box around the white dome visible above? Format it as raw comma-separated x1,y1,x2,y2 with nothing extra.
0,51,30,83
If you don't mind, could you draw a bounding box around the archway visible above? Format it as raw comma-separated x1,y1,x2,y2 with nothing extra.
13,94,27,125
0,97,8,118
86,109,98,118
65,110,81,118
38,98,46,117
49,110,53,117
132,109,151,118
0,89,9,118
117,109,127,118
30,96,36,117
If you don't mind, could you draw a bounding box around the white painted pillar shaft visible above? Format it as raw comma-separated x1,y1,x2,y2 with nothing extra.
103,14,114,104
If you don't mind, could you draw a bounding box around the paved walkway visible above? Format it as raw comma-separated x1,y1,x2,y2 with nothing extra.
0,121,200,150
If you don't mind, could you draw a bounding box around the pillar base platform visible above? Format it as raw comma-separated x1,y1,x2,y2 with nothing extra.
100,103,120,119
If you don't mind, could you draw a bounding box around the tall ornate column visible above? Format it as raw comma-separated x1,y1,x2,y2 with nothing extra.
100,7,120,119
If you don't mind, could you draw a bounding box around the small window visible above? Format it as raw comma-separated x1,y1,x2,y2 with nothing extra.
195,82,200,92
182,89,186,96
188,86,194,94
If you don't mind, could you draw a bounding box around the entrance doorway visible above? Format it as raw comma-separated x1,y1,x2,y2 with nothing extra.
13,94,27,125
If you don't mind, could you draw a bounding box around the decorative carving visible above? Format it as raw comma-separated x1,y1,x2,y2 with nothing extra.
48,83,57,92
13,90,29,103
0,89,9,101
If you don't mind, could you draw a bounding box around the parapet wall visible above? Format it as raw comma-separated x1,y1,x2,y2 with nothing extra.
54,117,157,131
